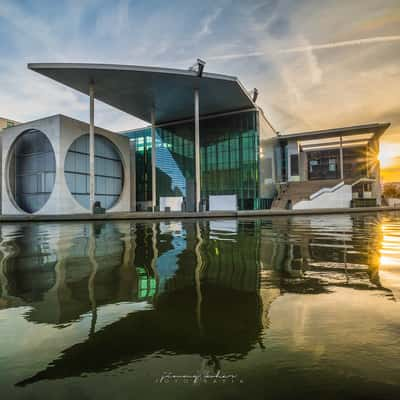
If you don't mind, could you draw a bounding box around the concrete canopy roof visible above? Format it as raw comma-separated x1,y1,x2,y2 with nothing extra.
279,123,390,152
28,63,256,125
280,122,390,141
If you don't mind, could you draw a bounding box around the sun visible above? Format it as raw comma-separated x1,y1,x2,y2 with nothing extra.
379,143,400,169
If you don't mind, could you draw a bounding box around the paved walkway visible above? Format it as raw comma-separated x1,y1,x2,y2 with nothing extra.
0,206,398,223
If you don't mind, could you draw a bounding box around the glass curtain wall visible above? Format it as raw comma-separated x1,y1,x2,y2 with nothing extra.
200,111,258,210
124,110,260,211
155,122,195,211
125,128,152,204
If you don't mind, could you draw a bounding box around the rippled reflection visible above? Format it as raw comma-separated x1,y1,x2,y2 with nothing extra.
0,213,399,399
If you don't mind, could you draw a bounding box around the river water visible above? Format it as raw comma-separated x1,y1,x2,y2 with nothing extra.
0,212,399,399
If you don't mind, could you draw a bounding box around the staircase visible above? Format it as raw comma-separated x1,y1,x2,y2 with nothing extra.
271,179,342,209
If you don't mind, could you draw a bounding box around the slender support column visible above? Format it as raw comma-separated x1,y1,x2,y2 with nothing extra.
194,88,200,212
89,84,95,213
151,110,156,212
339,135,344,180
0,138,2,215
129,141,136,212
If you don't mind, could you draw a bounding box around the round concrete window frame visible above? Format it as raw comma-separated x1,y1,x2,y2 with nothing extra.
64,133,126,211
6,129,56,214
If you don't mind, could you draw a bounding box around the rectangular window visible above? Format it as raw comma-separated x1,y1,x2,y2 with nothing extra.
328,158,336,172
308,150,339,180
290,154,299,176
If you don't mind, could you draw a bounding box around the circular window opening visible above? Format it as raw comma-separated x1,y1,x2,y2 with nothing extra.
8,129,56,213
65,134,124,210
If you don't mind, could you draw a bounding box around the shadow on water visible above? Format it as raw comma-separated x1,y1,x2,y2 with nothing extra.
0,212,399,397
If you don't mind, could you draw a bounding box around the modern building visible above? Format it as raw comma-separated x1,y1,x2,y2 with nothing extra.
1,114,132,215
0,117,19,131
125,119,388,211
122,106,276,211
0,61,390,215
272,123,389,209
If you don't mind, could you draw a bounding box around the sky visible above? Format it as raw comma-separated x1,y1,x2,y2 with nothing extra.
0,0,399,181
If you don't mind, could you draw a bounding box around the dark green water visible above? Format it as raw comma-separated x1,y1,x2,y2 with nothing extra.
0,213,400,399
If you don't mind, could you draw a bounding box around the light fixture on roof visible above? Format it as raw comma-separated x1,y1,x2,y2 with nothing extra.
252,88,258,102
189,58,206,77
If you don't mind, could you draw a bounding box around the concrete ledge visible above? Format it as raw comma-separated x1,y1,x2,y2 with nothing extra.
0,206,399,223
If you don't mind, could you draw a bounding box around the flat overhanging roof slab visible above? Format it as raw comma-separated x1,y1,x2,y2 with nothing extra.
299,132,375,147
281,122,390,141
28,63,255,125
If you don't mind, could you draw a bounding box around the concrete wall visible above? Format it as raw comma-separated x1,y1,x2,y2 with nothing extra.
1,114,131,215
159,196,183,211
299,150,308,181
293,184,352,209
209,194,237,211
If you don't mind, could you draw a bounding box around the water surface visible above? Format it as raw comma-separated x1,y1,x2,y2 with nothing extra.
0,213,400,399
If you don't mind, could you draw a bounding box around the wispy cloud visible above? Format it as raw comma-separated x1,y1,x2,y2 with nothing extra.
0,0,400,169
194,7,223,40
206,35,400,61
280,35,400,53
206,51,264,61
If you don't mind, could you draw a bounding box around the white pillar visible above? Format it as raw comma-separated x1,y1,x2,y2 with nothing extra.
0,138,2,215
151,109,156,212
129,140,136,212
89,84,95,213
339,135,344,180
194,88,200,212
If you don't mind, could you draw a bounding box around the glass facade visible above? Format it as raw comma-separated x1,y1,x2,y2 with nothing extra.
156,122,195,210
306,146,368,181
200,111,259,210
8,129,56,213
124,128,152,204
343,147,367,178
64,134,124,210
126,110,265,211
125,124,195,209
124,110,281,211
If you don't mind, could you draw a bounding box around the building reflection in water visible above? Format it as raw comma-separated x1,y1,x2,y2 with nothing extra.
0,213,397,387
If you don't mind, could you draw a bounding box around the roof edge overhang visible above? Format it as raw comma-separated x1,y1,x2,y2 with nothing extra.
27,62,257,124
279,122,391,141
28,62,240,82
